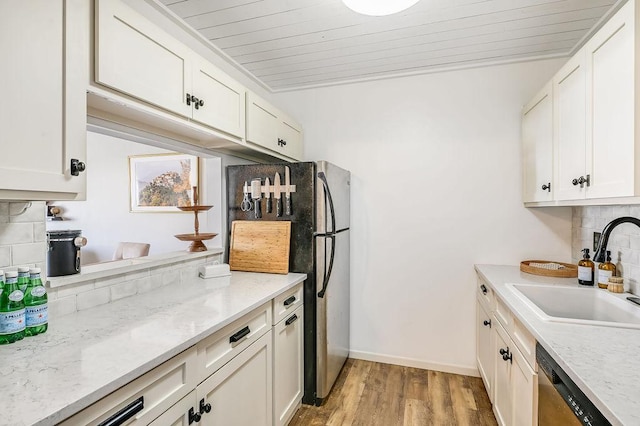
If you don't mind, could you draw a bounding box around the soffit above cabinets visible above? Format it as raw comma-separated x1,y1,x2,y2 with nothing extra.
159,0,619,92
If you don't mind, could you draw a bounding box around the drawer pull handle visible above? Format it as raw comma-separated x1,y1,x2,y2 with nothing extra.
188,407,201,424
480,284,487,295
98,396,144,426
229,326,251,344
199,398,212,414
283,296,296,306
285,314,298,326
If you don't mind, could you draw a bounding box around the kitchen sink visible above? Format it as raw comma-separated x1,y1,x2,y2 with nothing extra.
506,283,640,329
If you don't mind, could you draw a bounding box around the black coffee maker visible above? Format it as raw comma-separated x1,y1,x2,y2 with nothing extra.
46,230,87,277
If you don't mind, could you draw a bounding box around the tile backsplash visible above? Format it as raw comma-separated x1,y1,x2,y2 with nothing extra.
572,205,640,294
0,201,46,272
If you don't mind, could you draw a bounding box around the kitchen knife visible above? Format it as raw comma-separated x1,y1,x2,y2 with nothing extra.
285,166,292,216
251,178,262,219
274,172,282,217
265,177,272,214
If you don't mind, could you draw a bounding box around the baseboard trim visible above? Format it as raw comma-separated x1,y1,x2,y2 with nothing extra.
349,350,480,377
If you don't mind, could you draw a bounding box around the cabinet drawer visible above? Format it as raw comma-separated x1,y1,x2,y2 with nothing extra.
197,302,271,381
495,297,513,331
512,316,536,370
273,283,303,325
477,276,494,311
60,346,197,425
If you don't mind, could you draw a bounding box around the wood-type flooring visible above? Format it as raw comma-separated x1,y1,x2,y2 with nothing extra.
288,359,497,426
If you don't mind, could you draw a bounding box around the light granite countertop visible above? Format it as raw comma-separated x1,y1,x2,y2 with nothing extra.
475,264,640,426
0,271,306,426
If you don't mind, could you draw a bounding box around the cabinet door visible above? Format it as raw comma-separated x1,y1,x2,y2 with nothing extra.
273,306,303,426
246,92,280,151
585,0,635,199
493,321,512,426
149,391,197,426
554,51,587,201
198,331,273,426
0,0,86,199
476,299,495,403
95,0,192,118
279,116,304,161
511,344,538,426
522,83,553,202
192,58,245,139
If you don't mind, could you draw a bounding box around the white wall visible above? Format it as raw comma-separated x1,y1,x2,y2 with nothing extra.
275,59,573,374
47,132,224,264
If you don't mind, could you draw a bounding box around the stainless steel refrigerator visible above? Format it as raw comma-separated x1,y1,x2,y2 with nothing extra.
226,161,350,406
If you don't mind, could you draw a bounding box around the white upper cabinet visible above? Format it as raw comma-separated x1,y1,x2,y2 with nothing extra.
192,59,245,139
585,1,635,199
522,83,554,202
553,51,587,201
95,0,245,140
525,0,638,205
246,92,303,161
95,0,192,119
0,0,87,201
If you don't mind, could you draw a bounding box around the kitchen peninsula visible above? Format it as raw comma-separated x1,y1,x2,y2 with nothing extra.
1,271,305,425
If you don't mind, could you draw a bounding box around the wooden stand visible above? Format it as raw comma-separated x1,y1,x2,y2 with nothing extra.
174,186,217,252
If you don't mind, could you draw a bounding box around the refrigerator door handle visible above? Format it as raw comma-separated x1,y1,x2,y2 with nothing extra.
317,234,335,298
318,171,336,234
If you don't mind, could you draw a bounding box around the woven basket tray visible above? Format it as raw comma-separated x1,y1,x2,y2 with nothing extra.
520,260,578,278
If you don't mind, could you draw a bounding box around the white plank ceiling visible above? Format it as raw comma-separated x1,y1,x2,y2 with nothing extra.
159,0,619,91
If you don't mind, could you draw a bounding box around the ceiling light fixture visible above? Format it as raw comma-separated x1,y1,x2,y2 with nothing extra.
342,0,421,16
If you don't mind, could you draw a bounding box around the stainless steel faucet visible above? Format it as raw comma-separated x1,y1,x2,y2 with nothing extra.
593,216,640,263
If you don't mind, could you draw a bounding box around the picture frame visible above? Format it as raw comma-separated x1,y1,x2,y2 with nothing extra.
129,153,199,213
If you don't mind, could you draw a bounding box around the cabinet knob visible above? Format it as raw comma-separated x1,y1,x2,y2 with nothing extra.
278,138,287,147
502,352,512,362
188,408,201,424
70,159,86,176
483,319,491,327
541,183,551,192
199,99,204,107
199,398,212,414
572,175,591,188
186,93,192,106
480,284,487,295
499,347,508,356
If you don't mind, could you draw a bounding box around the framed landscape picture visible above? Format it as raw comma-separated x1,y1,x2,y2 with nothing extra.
129,153,199,213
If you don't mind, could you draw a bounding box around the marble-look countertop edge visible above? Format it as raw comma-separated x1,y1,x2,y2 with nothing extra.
4,271,306,426
474,264,631,426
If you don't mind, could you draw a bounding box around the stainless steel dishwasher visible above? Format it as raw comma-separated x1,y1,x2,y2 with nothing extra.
536,343,611,426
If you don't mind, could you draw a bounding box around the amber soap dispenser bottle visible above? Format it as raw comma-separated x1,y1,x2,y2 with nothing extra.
578,248,595,286
597,250,616,289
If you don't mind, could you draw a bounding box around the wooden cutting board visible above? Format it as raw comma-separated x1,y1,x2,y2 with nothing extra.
229,220,291,274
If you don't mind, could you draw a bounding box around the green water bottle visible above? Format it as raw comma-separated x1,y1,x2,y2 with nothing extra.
0,271,26,344
17,266,30,293
25,267,48,337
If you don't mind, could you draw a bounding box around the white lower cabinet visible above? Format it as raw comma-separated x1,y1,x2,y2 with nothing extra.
476,297,495,402
273,305,304,426
493,321,537,426
198,331,273,426
476,276,537,426
59,289,306,426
